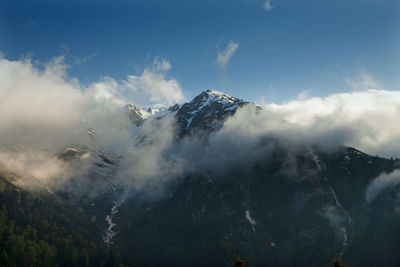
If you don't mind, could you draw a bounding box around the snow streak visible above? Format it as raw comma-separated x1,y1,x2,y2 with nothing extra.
245,209,256,232
329,186,352,258
309,147,351,258
103,203,119,247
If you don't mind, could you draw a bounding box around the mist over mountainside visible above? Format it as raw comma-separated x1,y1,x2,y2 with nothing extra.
1,57,400,266
116,146,400,266
1,0,398,264
1,56,400,193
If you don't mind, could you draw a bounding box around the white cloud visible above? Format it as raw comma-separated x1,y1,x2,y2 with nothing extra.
0,57,92,188
366,170,400,203
263,0,273,11
224,89,400,158
0,55,184,190
123,68,184,106
217,41,239,71
169,89,400,180
2,53,400,202
116,114,185,199
87,76,125,106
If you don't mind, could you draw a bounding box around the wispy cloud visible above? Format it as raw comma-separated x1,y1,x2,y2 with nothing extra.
59,45,100,65
263,0,273,11
153,57,171,71
74,48,101,65
22,19,42,29
217,41,239,71
345,70,383,90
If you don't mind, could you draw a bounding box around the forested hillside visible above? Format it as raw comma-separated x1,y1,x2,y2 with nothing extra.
0,176,130,267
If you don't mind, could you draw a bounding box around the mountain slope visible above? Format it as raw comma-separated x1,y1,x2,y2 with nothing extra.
114,144,400,266
0,175,129,266
2,90,400,266
68,90,400,266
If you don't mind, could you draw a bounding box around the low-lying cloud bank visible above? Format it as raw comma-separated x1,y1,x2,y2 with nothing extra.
261,90,400,158
365,170,400,203
0,55,182,190
1,55,400,198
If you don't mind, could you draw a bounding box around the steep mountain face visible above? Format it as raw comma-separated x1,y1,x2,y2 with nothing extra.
114,144,400,266
57,91,400,266
2,90,400,266
113,90,400,266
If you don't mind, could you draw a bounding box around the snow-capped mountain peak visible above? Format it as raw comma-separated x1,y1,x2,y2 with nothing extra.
202,89,240,104
174,89,248,136
123,90,248,137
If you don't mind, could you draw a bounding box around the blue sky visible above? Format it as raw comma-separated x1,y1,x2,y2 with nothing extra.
1,0,399,104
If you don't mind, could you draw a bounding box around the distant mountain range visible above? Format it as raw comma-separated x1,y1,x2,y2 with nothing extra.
1,90,400,266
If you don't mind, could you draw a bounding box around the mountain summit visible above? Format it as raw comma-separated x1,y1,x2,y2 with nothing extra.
123,89,248,137
173,90,248,136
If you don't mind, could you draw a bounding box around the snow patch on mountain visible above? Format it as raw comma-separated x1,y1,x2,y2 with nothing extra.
196,90,241,112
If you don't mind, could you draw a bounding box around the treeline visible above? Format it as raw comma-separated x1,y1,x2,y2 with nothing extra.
0,177,130,267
